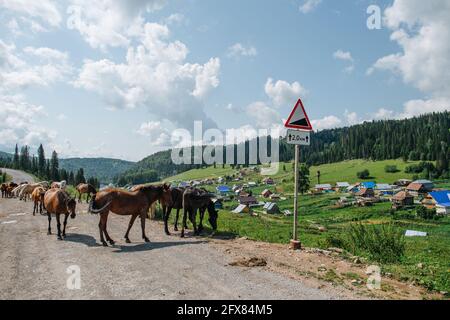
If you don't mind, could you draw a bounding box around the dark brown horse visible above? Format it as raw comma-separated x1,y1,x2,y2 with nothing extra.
44,189,77,240
89,184,172,246
76,183,97,203
163,187,185,235
0,183,7,198
180,188,219,238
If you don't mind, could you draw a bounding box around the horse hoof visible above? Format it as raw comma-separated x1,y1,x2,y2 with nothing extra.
165,231,171,236
180,233,185,238
57,237,63,241
102,242,108,247
144,238,150,243
109,240,115,245
47,231,52,235
125,239,131,244
174,227,179,232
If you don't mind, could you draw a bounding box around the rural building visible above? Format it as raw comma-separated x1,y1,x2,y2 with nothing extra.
392,191,415,208
263,177,275,185
263,202,280,214
315,184,332,192
355,188,375,198
238,196,258,206
178,181,190,188
376,183,395,195
406,183,429,196
412,180,434,191
232,204,249,214
269,194,281,201
394,179,412,187
248,182,257,187
335,182,350,191
361,181,376,189
422,191,450,214
216,185,231,194
347,185,359,193
261,189,273,198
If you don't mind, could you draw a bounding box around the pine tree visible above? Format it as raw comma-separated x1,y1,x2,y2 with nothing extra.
37,144,46,178
50,151,60,181
298,164,310,195
13,144,19,169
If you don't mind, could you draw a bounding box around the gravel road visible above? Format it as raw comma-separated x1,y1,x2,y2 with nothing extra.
0,169,349,300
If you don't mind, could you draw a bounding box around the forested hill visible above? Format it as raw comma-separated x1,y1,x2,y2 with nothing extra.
0,151,12,160
117,112,449,185
59,158,135,184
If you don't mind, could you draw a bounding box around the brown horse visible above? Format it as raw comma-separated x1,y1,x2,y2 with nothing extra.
0,183,7,198
44,189,77,240
31,187,46,215
181,188,219,238
89,184,172,246
163,187,185,235
76,183,97,203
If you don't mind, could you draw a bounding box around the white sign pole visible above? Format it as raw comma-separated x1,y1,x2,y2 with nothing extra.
291,144,301,250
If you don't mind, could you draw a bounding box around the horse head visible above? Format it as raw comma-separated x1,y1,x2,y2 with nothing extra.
66,198,77,219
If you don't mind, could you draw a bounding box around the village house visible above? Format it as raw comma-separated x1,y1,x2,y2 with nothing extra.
360,181,376,189
314,184,332,192
232,204,249,214
376,183,395,195
392,191,415,208
238,196,258,206
355,188,375,198
263,177,275,185
412,179,434,191
261,189,273,198
263,202,280,214
335,182,350,192
269,194,281,201
394,179,412,187
422,191,450,215
216,185,231,195
406,182,430,196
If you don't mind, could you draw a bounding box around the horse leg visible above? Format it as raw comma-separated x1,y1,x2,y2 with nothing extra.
86,193,90,204
124,214,138,243
198,208,205,233
174,208,180,231
140,211,150,243
47,213,52,235
190,209,198,236
102,213,115,245
56,214,62,240
62,213,69,238
33,201,36,216
77,191,81,203
164,206,172,235
181,208,189,238
98,215,108,247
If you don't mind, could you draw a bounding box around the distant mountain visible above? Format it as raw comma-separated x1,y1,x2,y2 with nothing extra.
0,151,12,159
59,158,135,184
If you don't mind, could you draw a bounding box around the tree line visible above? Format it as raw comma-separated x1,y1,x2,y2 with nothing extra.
0,144,100,188
117,112,449,185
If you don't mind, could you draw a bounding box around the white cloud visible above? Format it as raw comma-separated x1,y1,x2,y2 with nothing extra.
227,43,258,58
311,115,342,131
299,0,322,14
333,50,355,73
0,94,55,149
67,0,168,50
264,78,308,108
136,120,173,147
163,13,186,26
0,0,61,27
246,101,282,129
74,21,220,133
368,0,450,115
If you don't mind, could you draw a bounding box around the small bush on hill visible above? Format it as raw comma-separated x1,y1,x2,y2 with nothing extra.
416,206,439,220
357,169,371,179
385,165,399,173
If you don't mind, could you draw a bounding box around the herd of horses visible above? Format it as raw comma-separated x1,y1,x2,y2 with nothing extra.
1,180,219,246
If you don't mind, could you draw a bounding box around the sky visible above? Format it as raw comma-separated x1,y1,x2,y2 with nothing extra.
0,0,449,161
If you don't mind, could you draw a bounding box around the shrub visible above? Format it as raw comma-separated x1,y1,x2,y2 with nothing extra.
346,223,405,263
385,165,399,173
357,169,370,179
416,206,438,220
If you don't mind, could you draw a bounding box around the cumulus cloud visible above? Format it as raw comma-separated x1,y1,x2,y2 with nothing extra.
67,0,168,50
74,21,220,136
0,0,61,27
299,0,322,14
264,78,308,108
368,0,450,115
136,120,174,147
311,115,342,131
333,49,355,73
227,43,258,59
246,101,283,129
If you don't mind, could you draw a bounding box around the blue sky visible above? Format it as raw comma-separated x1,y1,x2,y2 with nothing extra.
0,0,449,161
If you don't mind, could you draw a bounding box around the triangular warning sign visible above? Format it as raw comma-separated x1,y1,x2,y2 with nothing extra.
284,99,313,130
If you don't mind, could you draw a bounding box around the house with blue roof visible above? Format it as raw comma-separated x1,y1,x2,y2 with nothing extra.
361,181,376,189
422,191,450,215
216,185,231,194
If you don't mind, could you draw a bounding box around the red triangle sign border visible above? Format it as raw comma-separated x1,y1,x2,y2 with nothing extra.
284,99,313,131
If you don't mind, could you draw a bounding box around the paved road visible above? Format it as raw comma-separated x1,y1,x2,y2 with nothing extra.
1,168,36,183
0,169,347,300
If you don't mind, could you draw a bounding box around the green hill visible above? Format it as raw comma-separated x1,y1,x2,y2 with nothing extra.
59,158,135,184
0,151,12,160
163,159,429,186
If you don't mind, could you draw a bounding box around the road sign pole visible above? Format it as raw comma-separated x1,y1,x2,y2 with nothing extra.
291,144,301,250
